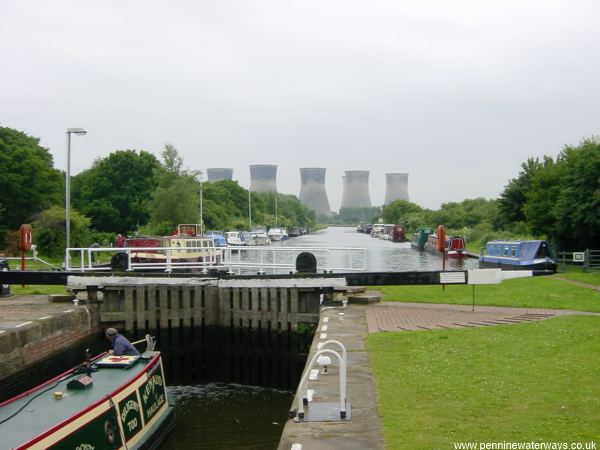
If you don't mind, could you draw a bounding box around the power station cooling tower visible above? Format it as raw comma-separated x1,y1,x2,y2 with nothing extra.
340,170,372,208
384,173,409,204
299,168,332,217
207,168,233,182
249,164,278,192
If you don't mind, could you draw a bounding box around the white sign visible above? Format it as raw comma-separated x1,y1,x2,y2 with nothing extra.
573,252,585,262
440,272,466,284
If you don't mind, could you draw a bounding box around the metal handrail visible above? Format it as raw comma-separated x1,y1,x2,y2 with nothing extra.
65,245,366,274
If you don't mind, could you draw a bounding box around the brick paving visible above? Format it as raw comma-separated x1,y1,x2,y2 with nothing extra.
365,302,598,333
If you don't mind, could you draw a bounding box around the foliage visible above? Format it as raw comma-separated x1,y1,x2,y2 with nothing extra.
331,207,382,225
552,138,600,249
496,157,546,229
497,137,600,250
31,206,91,257
367,316,600,448
0,127,63,244
430,197,498,229
72,150,160,233
381,200,424,224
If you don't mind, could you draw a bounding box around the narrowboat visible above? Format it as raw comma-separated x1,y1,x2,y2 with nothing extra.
0,350,174,449
410,227,434,249
391,225,407,243
118,234,223,268
446,236,469,258
479,240,557,271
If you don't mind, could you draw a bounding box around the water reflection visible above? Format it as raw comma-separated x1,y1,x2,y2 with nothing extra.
162,384,292,450
283,226,478,272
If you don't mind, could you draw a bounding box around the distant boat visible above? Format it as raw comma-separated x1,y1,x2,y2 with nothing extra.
225,231,244,246
267,227,285,241
0,348,174,449
410,227,434,250
446,236,469,258
391,225,408,243
204,230,227,247
479,240,557,271
251,227,271,246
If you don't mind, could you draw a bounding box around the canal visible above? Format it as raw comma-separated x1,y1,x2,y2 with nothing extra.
161,226,477,449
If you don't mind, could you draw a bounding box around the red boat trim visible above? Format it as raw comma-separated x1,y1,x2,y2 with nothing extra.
15,353,162,449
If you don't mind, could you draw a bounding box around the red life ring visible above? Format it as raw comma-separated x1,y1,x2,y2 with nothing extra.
20,224,32,251
437,224,445,253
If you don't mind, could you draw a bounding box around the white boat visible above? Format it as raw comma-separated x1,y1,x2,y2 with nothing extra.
225,231,244,246
268,227,284,241
240,231,255,246
251,228,271,246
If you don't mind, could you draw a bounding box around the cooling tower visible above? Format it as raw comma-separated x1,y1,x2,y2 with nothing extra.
207,168,233,182
340,170,372,208
299,168,332,217
249,164,277,192
384,173,409,204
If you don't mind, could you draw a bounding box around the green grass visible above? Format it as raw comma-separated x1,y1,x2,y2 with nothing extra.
8,284,70,295
366,316,600,449
556,272,600,287
373,275,600,312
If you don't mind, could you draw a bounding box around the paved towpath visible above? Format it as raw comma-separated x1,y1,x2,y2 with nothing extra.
366,301,600,333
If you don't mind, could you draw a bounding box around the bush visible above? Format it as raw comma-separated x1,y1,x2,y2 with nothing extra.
32,206,91,257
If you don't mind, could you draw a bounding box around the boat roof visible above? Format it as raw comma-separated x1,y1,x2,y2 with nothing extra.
0,352,160,449
486,239,548,245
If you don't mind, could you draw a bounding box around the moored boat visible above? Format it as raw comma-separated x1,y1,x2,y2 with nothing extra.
410,227,434,249
118,234,223,269
391,225,407,243
225,231,244,246
267,227,285,242
479,239,557,271
446,236,469,258
0,349,174,449
251,227,271,246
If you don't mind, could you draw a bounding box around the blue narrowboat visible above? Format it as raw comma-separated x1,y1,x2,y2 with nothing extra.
479,240,557,271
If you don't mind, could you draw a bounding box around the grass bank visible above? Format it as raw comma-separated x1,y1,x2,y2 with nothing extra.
373,274,600,312
366,316,600,448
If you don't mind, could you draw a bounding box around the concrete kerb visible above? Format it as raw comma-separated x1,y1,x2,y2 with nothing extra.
278,303,385,450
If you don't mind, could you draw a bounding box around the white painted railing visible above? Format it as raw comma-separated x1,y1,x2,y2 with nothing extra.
65,245,366,273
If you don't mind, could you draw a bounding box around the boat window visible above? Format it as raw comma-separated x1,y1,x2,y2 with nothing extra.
511,246,517,256
503,246,509,256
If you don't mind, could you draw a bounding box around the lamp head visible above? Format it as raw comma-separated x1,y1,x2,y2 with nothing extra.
67,128,87,135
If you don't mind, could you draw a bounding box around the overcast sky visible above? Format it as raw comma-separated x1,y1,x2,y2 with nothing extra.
2,1,600,211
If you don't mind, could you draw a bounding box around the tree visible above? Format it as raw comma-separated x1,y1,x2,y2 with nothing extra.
552,138,600,249
381,200,425,224
496,158,546,230
522,156,564,238
0,127,63,245
32,205,91,257
72,150,160,233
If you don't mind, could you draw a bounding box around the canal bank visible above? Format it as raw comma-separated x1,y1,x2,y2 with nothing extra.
0,295,100,399
278,300,385,450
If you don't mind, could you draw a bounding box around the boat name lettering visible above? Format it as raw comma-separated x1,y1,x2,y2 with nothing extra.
145,392,165,418
120,399,140,422
142,373,163,404
76,444,95,450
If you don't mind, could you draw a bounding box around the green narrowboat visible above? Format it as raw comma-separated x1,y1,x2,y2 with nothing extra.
0,351,174,449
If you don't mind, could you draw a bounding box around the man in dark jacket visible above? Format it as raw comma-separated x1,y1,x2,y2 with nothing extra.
105,327,140,356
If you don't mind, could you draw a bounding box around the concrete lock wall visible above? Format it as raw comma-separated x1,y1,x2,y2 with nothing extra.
0,306,100,400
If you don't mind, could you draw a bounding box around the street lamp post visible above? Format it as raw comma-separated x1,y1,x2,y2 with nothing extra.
65,128,87,268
